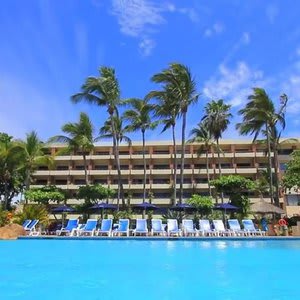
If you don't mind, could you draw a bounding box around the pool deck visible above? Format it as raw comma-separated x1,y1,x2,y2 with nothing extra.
18,235,300,241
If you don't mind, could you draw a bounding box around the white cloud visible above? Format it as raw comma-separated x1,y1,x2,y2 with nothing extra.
139,38,156,56
242,32,250,44
266,4,279,24
204,22,224,38
111,0,199,56
203,61,265,107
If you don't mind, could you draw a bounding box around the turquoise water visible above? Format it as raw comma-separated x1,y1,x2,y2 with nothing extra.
1,239,299,300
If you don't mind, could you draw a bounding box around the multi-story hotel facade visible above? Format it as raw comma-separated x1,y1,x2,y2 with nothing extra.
32,139,300,215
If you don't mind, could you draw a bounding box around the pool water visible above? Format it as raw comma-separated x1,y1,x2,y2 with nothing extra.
0,239,299,300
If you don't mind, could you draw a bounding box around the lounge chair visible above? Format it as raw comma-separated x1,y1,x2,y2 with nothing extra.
167,219,181,236
242,219,265,236
96,219,113,236
151,219,166,236
25,220,39,235
22,219,32,229
133,219,148,236
113,219,129,236
78,219,98,236
56,219,78,236
199,220,214,236
213,220,232,236
228,219,245,236
182,219,198,236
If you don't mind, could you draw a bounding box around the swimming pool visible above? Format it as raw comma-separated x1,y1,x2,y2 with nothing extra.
0,239,299,299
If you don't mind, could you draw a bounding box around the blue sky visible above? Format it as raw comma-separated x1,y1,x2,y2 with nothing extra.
1,0,300,142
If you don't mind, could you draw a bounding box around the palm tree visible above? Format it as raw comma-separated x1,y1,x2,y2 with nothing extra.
146,86,180,205
71,66,125,205
122,98,157,208
96,113,131,209
188,122,217,197
17,131,53,193
236,88,288,206
49,112,94,185
150,63,199,203
202,99,232,174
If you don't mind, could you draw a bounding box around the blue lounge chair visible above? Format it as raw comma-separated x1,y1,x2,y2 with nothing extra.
79,219,97,236
22,219,32,229
199,220,214,236
228,219,246,236
56,219,78,236
25,220,39,235
167,219,181,236
133,219,148,236
242,219,265,236
151,219,166,236
113,219,129,236
182,219,198,236
96,219,113,236
213,220,232,236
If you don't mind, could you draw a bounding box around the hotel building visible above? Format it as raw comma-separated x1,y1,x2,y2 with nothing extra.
32,139,300,215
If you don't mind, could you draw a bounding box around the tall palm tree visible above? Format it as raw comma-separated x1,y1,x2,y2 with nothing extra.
71,66,125,205
146,86,180,205
188,122,217,197
96,113,131,209
202,99,232,203
49,112,94,185
236,88,288,206
17,131,53,193
150,63,199,203
123,98,157,207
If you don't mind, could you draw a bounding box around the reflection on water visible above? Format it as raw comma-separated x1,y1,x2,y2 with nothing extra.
215,241,227,249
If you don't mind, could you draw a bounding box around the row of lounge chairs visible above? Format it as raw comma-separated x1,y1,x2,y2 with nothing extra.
53,218,266,237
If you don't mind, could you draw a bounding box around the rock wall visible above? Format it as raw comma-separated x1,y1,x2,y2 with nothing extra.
0,224,26,240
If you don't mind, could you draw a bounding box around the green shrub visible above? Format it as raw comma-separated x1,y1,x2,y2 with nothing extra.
13,205,49,225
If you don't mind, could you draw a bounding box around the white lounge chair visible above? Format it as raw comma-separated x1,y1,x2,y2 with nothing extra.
26,220,39,236
228,219,246,236
78,219,97,236
133,219,148,236
151,219,166,236
113,219,129,236
22,219,32,229
242,219,265,236
182,219,198,236
96,219,113,236
199,220,214,236
167,219,181,236
56,219,78,236
213,220,232,236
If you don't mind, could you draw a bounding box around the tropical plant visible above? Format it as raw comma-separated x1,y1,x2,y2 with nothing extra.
24,185,66,206
282,150,300,191
151,63,199,203
71,66,125,206
49,112,94,185
236,88,288,206
211,175,255,217
0,133,25,209
113,209,133,222
162,209,187,223
96,113,131,209
17,131,54,192
188,122,218,196
146,85,180,205
202,99,232,178
123,98,157,207
13,204,49,226
187,194,214,217
0,209,10,226
76,184,115,205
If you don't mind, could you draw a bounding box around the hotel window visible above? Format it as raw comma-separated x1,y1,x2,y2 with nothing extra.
177,164,191,169
153,150,169,154
55,180,67,185
113,179,128,184
75,165,85,170
56,166,69,170
278,149,293,155
132,165,148,170
153,165,169,169
133,150,149,155
94,165,108,170
74,179,86,185
194,178,208,183
38,166,48,170
236,163,252,168
119,151,130,155
154,193,170,199
120,165,129,170
132,179,149,184
95,151,110,155
194,164,206,169
94,179,107,184
235,148,249,153
176,178,191,184
35,180,48,185
153,178,169,184
221,164,232,169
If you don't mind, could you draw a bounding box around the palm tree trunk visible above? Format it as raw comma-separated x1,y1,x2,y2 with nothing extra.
216,139,224,203
142,129,147,219
273,146,280,207
25,168,31,204
172,124,177,206
110,113,125,209
83,153,89,185
179,111,187,204
206,149,212,197
266,125,274,204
